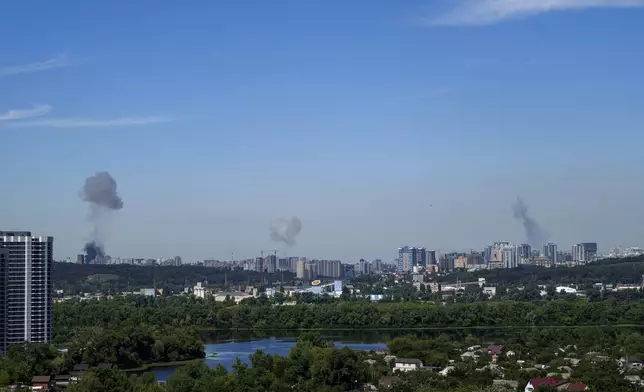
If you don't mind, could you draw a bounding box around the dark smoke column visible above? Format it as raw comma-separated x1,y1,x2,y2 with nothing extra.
512,196,547,248
270,217,302,246
79,171,123,263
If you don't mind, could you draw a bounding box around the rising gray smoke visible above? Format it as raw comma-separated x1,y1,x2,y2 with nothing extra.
512,196,547,248
79,171,123,263
270,217,302,246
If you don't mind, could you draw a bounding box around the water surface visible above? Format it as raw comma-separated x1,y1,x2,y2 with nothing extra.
152,337,387,381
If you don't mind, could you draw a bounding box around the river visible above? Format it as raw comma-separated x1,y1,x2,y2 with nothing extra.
150,326,644,381
151,335,387,381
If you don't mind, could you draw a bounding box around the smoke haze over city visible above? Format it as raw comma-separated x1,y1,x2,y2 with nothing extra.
2,1,644,261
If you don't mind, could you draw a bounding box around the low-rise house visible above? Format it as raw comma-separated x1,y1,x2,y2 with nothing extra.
525,377,588,391
483,286,497,297
383,355,397,365
438,366,455,376
193,282,208,298
547,372,571,380
213,291,252,303
506,350,516,357
71,364,89,383
54,375,71,389
31,375,52,390
625,375,643,385
476,364,504,377
393,358,423,372
461,351,478,360
486,345,504,356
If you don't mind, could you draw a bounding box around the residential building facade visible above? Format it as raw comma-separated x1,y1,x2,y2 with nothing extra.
543,242,558,264
0,246,7,353
0,231,53,349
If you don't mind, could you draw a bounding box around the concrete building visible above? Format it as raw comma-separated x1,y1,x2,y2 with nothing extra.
264,254,277,273
193,282,206,298
440,252,458,272
255,257,264,273
296,260,316,280
314,259,342,278
0,246,7,353
394,358,423,372
572,243,598,263
343,263,355,278
491,242,510,262
76,254,84,265
397,246,414,273
397,246,434,273
517,244,531,262
372,259,383,274
503,245,519,269
213,291,252,303
358,259,370,275
543,243,558,264
426,250,437,265
416,247,427,267
0,231,53,349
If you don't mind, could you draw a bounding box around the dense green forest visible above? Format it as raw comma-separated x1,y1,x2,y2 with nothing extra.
54,295,644,333
52,263,295,293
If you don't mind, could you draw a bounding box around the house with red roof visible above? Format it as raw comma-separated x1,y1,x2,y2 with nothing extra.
525,377,588,391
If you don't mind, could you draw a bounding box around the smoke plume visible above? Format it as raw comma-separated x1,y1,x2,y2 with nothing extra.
270,217,302,246
512,196,547,248
79,171,123,263
83,241,105,264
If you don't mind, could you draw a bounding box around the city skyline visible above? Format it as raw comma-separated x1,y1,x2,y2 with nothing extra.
3,1,644,261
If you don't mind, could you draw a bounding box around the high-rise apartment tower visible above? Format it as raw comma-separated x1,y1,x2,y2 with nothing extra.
0,231,53,351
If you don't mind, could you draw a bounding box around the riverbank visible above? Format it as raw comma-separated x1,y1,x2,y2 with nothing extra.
124,358,204,372
149,337,387,381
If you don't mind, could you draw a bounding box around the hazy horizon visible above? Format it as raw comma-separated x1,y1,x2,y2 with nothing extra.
2,1,643,261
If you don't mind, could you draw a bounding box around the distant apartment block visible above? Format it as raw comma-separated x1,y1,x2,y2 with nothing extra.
0,231,53,351
397,246,430,273
426,250,437,265
543,242,558,264
517,244,532,261
503,246,519,269
0,246,7,353
572,243,598,263
264,254,277,273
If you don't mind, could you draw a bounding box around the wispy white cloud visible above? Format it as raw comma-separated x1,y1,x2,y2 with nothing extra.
7,116,171,128
0,104,52,121
421,0,644,26
0,54,72,76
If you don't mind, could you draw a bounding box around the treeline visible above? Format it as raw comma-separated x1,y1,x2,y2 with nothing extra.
62,334,521,392
63,326,204,368
440,255,644,286
54,295,644,332
52,262,295,294
0,329,204,386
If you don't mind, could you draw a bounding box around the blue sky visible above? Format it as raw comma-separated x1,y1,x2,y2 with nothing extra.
2,0,644,261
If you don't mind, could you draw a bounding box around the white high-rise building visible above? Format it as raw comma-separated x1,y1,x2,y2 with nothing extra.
543,242,558,264
0,231,53,352
503,245,519,269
